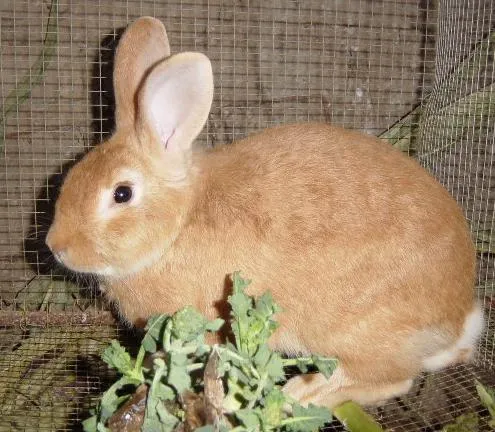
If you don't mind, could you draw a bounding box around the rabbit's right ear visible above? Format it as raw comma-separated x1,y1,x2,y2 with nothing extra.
113,17,170,130
134,52,213,181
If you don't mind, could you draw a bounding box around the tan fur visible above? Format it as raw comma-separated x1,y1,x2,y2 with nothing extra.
113,16,171,129
46,17,481,408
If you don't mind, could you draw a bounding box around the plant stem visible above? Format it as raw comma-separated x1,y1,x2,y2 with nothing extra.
246,373,267,409
216,346,261,380
179,344,206,356
164,319,172,352
186,363,205,373
134,346,146,375
282,357,313,367
281,416,323,426
333,401,384,432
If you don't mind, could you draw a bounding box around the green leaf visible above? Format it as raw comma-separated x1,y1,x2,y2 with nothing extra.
196,343,212,357
253,345,271,368
96,424,110,432
170,351,188,366
254,292,281,334
265,353,285,382
228,272,283,359
261,388,285,428
143,315,169,353
205,317,225,332
312,356,338,379
232,271,252,292
154,382,175,401
256,291,280,312
284,404,332,432
236,408,263,430
99,376,140,423
144,357,180,432
81,415,97,432
441,412,479,432
475,380,495,419
167,366,192,394
250,294,280,352
142,415,175,432
167,352,192,394
228,283,254,355
156,403,180,429
172,306,208,342
101,340,133,375
228,363,252,386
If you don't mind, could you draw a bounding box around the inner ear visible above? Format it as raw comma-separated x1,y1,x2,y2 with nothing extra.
136,52,214,159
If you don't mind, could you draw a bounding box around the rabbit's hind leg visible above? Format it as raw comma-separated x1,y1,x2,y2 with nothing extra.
283,366,413,408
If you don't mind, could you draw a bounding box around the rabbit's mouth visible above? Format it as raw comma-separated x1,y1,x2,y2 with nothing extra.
51,247,115,277
46,229,116,276
61,246,165,280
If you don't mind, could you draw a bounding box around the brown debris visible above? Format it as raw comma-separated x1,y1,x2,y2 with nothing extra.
105,351,227,431
108,383,148,432
203,350,225,427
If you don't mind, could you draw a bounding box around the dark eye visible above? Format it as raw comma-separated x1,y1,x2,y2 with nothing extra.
114,185,133,204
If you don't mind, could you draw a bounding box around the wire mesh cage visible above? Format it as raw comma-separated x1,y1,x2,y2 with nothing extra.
0,0,494,430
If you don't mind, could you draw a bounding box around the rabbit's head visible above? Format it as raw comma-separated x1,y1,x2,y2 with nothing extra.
46,17,213,278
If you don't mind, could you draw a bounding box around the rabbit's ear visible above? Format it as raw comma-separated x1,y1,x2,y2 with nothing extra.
113,17,170,130
136,52,213,180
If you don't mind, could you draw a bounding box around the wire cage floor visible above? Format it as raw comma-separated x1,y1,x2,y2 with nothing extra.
0,0,494,430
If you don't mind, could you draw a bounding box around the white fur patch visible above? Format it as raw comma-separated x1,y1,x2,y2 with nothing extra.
123,244,167,276
423,304,484,372
98,266,118,277
97,168,144,220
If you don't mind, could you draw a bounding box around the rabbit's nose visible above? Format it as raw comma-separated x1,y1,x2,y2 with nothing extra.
45,230,68,265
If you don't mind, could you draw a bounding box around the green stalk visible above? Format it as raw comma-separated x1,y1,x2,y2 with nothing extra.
0,0,59,151
178,344,204,356
282,357,313,367
246,372,268,409
132,345,146,380
164,319,173,352
333,401,385,432
186,363,205,373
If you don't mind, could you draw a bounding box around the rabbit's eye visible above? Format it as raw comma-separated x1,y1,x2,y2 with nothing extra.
114,185,133,204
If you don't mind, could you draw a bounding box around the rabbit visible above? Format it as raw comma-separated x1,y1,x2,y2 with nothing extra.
45,16,484,408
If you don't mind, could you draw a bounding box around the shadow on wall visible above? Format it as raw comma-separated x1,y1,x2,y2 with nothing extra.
22,27,126,288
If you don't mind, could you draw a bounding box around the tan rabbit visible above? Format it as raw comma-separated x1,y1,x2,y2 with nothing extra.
46,17,484,408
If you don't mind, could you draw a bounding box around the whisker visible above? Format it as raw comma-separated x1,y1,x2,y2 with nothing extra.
23,232,49,241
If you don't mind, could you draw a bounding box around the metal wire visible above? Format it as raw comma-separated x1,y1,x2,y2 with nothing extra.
0,0,493,430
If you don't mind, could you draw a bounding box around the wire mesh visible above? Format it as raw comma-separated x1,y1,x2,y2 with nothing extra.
417,0,495,371
0,0,493,430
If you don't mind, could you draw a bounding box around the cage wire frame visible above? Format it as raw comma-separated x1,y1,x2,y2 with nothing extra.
0,0,494,430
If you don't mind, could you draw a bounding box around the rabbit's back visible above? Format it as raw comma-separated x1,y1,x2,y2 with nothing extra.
109,124,476,370
195,123,472,261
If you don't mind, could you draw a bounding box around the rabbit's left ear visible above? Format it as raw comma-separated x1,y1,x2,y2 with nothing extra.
135,52,214,180
113,17,171,130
